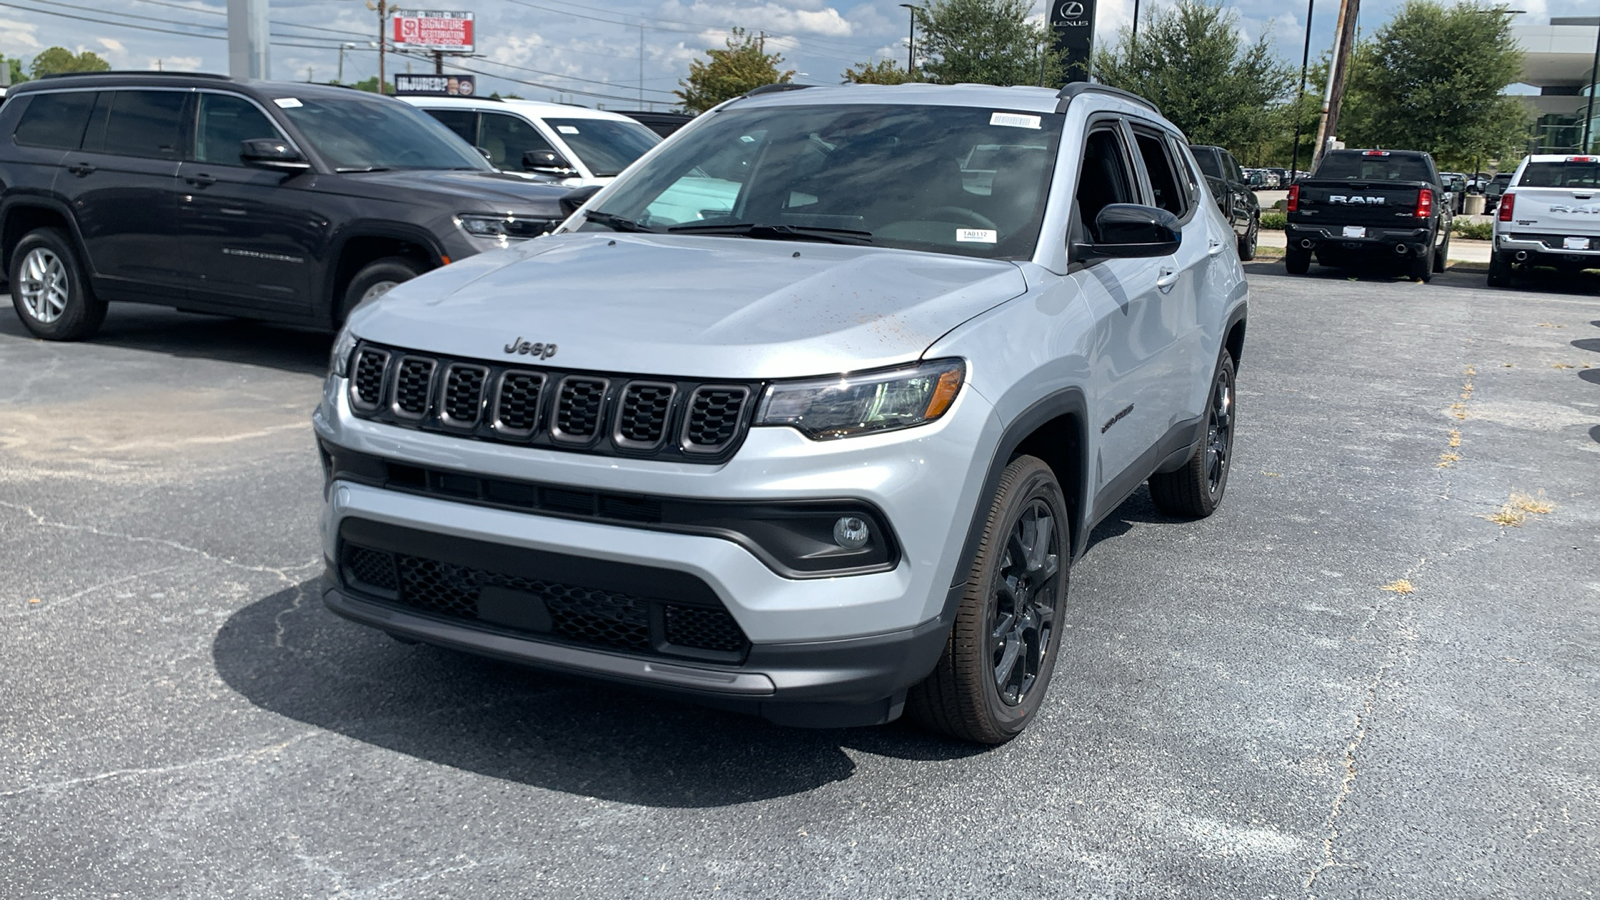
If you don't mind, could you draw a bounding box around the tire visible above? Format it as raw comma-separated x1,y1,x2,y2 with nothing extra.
1285,246,1311,275
1433,231,1448,273
1408,245,1433,283
1149,353,1236,519
8,227,106,341
907,455,1070,745
1487,251,1512,287
339,256,426,323
1238,217,1258,261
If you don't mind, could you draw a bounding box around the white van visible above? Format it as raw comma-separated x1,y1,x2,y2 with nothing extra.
402,97,661,187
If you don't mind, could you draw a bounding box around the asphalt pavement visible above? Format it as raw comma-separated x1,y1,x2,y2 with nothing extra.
2,262,1597,898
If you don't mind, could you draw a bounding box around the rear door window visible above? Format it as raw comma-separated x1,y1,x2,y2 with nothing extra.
195,94,283,165
13,91,97,149
479,112,554,170
87,90,186,159
1133,128,1188,218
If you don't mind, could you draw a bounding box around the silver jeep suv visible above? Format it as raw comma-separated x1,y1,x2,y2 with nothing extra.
314,82,1248,744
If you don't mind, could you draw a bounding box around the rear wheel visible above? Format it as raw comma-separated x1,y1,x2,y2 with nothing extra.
1150,353,1236,519
1286,246,1311,274
1409,245,1433,283
1487,251,1512,287
8,227,106,341
907,455,1069,745
1238,217,1258,261
1433,231,1449,273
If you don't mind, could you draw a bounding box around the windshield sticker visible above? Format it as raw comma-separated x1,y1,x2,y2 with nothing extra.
274,98,303,109
957,228,998,243
557,125,580,134
990,112,1041,129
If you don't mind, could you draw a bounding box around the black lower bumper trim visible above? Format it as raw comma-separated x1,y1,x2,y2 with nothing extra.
323,578,950,728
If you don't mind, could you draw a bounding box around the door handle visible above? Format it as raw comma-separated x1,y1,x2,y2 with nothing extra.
1156,266,1179,292
67,163,96,177
1207,239,1225,256
185,174,217,187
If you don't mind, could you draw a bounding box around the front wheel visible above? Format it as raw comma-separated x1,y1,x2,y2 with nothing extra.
9,227,106,341
907,455,1070,745
339,256,426,324
1149,353,1236,518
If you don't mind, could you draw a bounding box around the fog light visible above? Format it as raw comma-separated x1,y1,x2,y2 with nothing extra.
833,516,870,550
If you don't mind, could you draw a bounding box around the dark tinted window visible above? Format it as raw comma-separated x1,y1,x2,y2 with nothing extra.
425,109,478,145
479,112,553,170
93,90,186,159
1135,130,1186,216
545,118,659,177
1315,152,1432,182
1193,148,1222,178
1076,127,1139,241
13,91,96,149
281,95,489,171
196,93,281,165
1517,163,1598,188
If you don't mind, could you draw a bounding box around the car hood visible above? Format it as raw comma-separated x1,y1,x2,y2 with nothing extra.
351,232,1028,378
334,169,570,214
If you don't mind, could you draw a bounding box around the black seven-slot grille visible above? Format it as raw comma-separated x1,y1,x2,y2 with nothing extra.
341,543,749,661
347,342,756,462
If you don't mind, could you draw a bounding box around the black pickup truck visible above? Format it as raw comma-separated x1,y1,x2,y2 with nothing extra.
1285,149,1453,282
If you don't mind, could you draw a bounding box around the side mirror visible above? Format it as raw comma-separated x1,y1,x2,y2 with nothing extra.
476,146,493,161
559,184,602,217
240,138,310,173
1074,204,1182,261
523,149,578,177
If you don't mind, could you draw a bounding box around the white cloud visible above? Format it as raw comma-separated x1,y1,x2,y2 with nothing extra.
0,17,42,58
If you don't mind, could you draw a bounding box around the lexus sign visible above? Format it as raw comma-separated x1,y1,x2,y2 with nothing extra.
392,10,474,53
1049,0,1097,85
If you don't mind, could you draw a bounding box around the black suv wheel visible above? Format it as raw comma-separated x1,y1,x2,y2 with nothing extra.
8,227,107,341
908,455,1070,745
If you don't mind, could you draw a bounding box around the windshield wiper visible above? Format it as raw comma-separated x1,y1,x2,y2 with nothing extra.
667,222,873,245
335,166,392,173
583,211,658,233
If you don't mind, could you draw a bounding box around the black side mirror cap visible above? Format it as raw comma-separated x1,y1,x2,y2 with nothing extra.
523,149,578,177
239,139,310,173
1073,204,1182,261
559,185,602,218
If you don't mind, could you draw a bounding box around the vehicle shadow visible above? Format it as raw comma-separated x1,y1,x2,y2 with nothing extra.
1571,338,1600,354
213,579,986,808
1081,485,1169,558
1243,260,1600,295
0,298,331,376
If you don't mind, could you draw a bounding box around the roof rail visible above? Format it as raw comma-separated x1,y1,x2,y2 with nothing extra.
1053,82,1160,116
741,83,814,99
40,70,234,81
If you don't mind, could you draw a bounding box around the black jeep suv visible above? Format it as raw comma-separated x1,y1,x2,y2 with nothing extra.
0,72,570,341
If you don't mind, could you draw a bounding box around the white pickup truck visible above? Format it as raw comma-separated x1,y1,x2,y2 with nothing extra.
1489,154,1600,286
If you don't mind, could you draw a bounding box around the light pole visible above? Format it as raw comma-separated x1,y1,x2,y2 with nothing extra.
338,42,356,84
899,3,916,76
1289,0,1314,180
1132,0,1141,49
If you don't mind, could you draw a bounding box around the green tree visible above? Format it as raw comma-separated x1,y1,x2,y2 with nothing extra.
1094,0,1292,156
29,47,110,79
675,27,793,114
912,0,1062,86
347,76,393,95
841,58,915,84
1339,1,1528,169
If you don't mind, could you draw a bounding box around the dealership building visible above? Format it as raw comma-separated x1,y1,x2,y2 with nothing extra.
1515,17,1599,152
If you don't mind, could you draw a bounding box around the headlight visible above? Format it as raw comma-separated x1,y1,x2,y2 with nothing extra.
757,359,964,440
329,323,358,378
457,214,557,240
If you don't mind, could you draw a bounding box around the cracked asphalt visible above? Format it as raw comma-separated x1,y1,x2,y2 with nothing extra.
2,262,1597,898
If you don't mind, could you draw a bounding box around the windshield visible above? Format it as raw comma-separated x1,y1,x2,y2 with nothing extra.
1315,153,1432,182
546,118,660,177
1518,163,1597,188
279,95,492,172
581,104,1063,260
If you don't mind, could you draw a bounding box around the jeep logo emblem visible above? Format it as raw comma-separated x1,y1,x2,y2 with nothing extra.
504,336,558,359
1329,195,1385,205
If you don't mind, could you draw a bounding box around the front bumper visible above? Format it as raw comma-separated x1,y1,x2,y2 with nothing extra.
1285,223,1432,256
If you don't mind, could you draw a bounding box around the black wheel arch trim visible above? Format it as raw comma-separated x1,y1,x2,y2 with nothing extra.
1,195,93,278
320,221,451,323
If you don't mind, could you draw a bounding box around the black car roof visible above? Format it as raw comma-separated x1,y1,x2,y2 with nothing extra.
10,73,391,105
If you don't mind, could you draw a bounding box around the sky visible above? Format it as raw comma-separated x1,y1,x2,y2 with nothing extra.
0,0,1590,108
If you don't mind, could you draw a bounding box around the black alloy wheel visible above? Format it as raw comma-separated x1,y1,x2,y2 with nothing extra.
1150,352,1236,518
988,498,1063,707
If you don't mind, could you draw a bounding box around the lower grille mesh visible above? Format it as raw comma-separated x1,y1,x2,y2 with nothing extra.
342,544,747,659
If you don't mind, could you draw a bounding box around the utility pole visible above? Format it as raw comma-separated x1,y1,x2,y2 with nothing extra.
1289,0,1315,179
226,0,269,79
1312,0,1359,169
369,0,388,94
899,4,916,75
338,42,355,83
433,49,443,74
638,24,644,105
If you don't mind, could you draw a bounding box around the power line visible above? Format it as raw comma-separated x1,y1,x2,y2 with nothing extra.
0,1,354,50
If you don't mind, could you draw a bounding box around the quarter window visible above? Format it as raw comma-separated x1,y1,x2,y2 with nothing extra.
88,90,186,159
13,92,97,149
195,94,282,165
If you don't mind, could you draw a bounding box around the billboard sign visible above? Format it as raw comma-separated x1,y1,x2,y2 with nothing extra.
1049,0,1097,84
392,10,474,53
394,73,477,96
